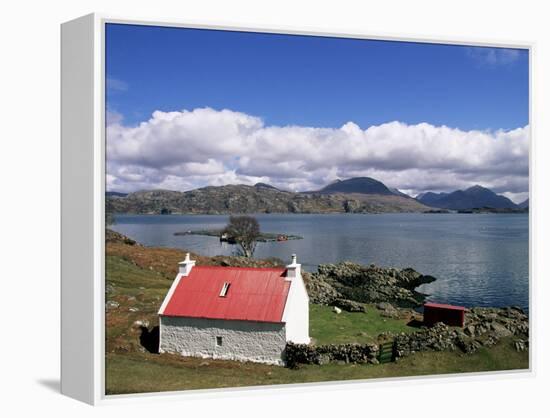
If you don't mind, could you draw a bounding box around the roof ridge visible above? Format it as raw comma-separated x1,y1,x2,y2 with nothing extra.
194,265,286,271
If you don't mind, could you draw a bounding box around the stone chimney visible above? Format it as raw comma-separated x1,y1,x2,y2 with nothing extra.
178,253,196,276
285,254,301,280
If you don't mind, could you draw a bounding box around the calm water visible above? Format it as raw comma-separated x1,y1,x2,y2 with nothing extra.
111,213,529,311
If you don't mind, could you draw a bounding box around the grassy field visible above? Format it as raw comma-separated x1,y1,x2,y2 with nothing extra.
105,250,529,395
106,338,528,395
309,304,415,344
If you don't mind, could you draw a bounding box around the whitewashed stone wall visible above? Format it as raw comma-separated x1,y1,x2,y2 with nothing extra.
282,273,310,344
159,316,287,365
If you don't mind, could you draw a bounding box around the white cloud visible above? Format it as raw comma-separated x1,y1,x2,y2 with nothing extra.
106,109,124,125
106,76,128,92
466,47,523,66
106,107,529,200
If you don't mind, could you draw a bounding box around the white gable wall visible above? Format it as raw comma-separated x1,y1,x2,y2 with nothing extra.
159,316,287,365
281,270,310,344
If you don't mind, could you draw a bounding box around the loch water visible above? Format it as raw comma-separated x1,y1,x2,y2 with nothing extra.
111,213,529,311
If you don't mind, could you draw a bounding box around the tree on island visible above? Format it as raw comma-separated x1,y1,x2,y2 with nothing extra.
223,215,260,258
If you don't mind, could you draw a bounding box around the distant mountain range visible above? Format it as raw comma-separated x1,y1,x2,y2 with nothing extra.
415,185,522,210
107,177,528,215
415,192,449,206
106,177,428,215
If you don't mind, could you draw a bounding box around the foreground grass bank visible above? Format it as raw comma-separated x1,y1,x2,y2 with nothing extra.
106,337,527,395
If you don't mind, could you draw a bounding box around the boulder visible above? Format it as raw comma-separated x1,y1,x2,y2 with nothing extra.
106,300,119,310
489,322,513,338
514,339,528,352
334,298,366,312
464,325,476,337
456,337,482,354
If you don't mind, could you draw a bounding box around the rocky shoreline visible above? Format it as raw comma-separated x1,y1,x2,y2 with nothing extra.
304,261,436,309
299,260,529,364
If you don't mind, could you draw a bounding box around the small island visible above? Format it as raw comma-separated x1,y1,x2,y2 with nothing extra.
174,229,303,242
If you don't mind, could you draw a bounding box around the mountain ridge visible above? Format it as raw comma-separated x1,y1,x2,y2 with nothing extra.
416,185,518,210
106,177,429,214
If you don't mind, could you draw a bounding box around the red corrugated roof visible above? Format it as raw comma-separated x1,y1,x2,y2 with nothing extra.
162,266,291,323
424,302,466,311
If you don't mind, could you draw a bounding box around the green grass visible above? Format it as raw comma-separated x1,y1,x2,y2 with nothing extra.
105,250,529,396
107,255,171,296
309,304,416,345
105,256,169,351
106,338,528,395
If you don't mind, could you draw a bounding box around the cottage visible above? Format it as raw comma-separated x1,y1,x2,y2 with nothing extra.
158,254,310,365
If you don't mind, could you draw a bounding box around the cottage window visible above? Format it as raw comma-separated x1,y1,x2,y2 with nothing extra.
219,282,231,297
216,336,223,347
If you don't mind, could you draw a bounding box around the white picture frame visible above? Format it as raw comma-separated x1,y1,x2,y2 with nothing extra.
61,13,533,405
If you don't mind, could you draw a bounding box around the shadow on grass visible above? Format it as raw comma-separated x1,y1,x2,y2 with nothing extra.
140,326,159,354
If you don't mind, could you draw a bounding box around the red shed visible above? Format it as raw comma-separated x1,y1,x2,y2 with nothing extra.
423,302,466,327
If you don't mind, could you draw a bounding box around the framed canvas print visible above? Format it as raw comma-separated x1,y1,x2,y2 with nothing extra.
61,13,532,405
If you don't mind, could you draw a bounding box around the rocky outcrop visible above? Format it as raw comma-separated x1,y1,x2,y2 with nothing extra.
302,271,365,312
305,262,436,308
393,306,529,358
463,307,528,338
375,302,422,320
333,298,366,313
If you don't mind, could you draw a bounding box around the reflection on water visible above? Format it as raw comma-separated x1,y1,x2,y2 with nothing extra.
111,213,529,311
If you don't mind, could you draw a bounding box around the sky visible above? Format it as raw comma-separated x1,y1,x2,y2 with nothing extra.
106,23,530,202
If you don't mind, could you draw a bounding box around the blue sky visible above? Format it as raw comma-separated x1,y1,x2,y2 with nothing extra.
105,23,529,202
106,23,528,131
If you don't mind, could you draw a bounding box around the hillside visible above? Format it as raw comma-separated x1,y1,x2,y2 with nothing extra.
315,177,394,195
417,185,518,210
416,191,449,206
106,179,430,214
